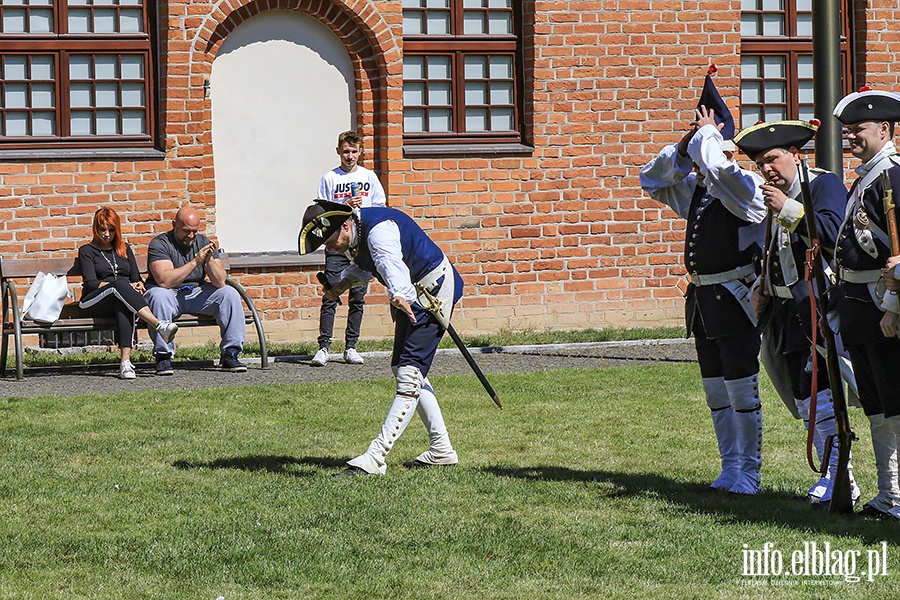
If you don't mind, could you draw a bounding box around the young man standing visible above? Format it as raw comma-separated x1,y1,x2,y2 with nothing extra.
832,88,900,519
734,120,858,505
310,131,386,367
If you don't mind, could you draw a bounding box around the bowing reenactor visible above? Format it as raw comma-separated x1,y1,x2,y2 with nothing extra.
734,120,860,505
832,88,900,519
640,70,768,494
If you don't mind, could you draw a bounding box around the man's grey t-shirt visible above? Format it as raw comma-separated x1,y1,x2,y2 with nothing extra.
145,230,219,288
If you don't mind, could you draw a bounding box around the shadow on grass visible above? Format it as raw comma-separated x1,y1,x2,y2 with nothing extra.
173,455,351,477
480,465,900,545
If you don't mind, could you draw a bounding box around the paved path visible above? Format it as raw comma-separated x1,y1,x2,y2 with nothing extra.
1,339,697,400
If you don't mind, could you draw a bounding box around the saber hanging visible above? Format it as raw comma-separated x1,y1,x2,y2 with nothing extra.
415,283,502,409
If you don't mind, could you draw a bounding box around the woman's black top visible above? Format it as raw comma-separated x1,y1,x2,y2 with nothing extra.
77,243,141,295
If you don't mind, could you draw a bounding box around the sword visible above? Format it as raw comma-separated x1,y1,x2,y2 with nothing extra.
416,283,502,409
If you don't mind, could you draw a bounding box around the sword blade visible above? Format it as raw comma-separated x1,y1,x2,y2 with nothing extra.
445,324,502,409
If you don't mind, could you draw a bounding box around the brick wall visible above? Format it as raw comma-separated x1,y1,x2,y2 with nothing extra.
2,1,898,348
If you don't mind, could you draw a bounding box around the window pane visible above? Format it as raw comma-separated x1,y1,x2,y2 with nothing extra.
768,106,787,121
6,112,28,135
426,11,450,34
70,83,93,108
95,9,118,33
428,82,451,105
796,0,811,9
741,107,762,130
741,82,761,105
761,14,784,36
466,107,488,131
70,112,93,135
463,12,484,35
798,80,813,105
95,82,118,107
425,0,449,7
491,81,513,104
122,82,144,107
429,108,451,132
797,54,813,79
68,9,91,33
489,56,512,79
797,15,812,37
5,84,28,109
121,110,144,134
31,112,54,135
404,108,426,132
798,105,815,122
741,56,760,79
403,56,425,80
31,56,54,80
96,110,119,135
404,82,426,106
29,8,52,32
489,0,511,9
4,56,28,80
762,56,785,78
95,56,118,79
31,83,54,108
465,82,487,105
120,8,143,33
403,0,424,6
764,81,785,104
120,55,144,79
488,12,511,35
3,9,27,33
463,0,484,7
464,56,486,79
740,14,759,37
403,13,424,35
761,0,783,9
70,56,93,80
491,107,514,130
427,56,450,79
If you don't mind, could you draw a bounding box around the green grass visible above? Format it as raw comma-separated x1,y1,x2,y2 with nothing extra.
0,363,897,598
14,326,687,369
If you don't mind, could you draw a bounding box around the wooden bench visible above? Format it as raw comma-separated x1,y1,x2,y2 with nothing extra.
1,253,268,380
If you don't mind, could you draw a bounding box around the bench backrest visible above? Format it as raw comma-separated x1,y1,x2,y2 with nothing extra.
0,252,231,281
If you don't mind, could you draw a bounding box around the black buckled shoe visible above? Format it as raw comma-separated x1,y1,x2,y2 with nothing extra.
334,466,371,477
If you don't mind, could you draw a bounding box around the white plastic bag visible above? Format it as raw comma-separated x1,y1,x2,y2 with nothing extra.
21,272,71,324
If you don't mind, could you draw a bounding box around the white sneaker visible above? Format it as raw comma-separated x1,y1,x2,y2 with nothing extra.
156,320,178,344
344,348,364,365
310,348,329,367
119,360,136,380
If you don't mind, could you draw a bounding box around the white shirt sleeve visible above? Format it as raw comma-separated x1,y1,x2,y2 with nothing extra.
687,124,767,224
639,143,697,220
316,171,335,201
365,170,387,207
366,219,417,302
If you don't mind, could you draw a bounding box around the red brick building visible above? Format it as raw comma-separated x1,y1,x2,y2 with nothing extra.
1,1,897,345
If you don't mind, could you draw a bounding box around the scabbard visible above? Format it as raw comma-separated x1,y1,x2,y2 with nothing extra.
446,323,502,409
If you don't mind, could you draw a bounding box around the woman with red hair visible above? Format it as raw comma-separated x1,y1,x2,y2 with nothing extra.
78,207,178,379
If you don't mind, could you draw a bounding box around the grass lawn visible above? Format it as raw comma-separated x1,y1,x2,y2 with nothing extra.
0,363,898,599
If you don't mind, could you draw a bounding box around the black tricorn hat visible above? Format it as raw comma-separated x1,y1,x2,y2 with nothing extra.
297,199,353,255
833,87,900,124
733,120,818,159
697,65,735,141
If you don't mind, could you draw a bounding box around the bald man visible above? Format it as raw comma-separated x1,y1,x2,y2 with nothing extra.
143,206,247,375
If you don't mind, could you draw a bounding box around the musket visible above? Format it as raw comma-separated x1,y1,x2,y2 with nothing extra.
883,171,899,255
799,159,856,514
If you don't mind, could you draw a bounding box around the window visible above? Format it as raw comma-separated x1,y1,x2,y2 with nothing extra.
0,0,155,150
739,0,852,128
402,0,523,145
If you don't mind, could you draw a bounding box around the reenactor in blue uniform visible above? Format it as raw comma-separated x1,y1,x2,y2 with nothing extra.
832,88,900,519
734,120,859,505
298,200,464,476
640,74,768,494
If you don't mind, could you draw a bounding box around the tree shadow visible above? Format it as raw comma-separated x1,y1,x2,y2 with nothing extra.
479,465,900,545
173,455,350,478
